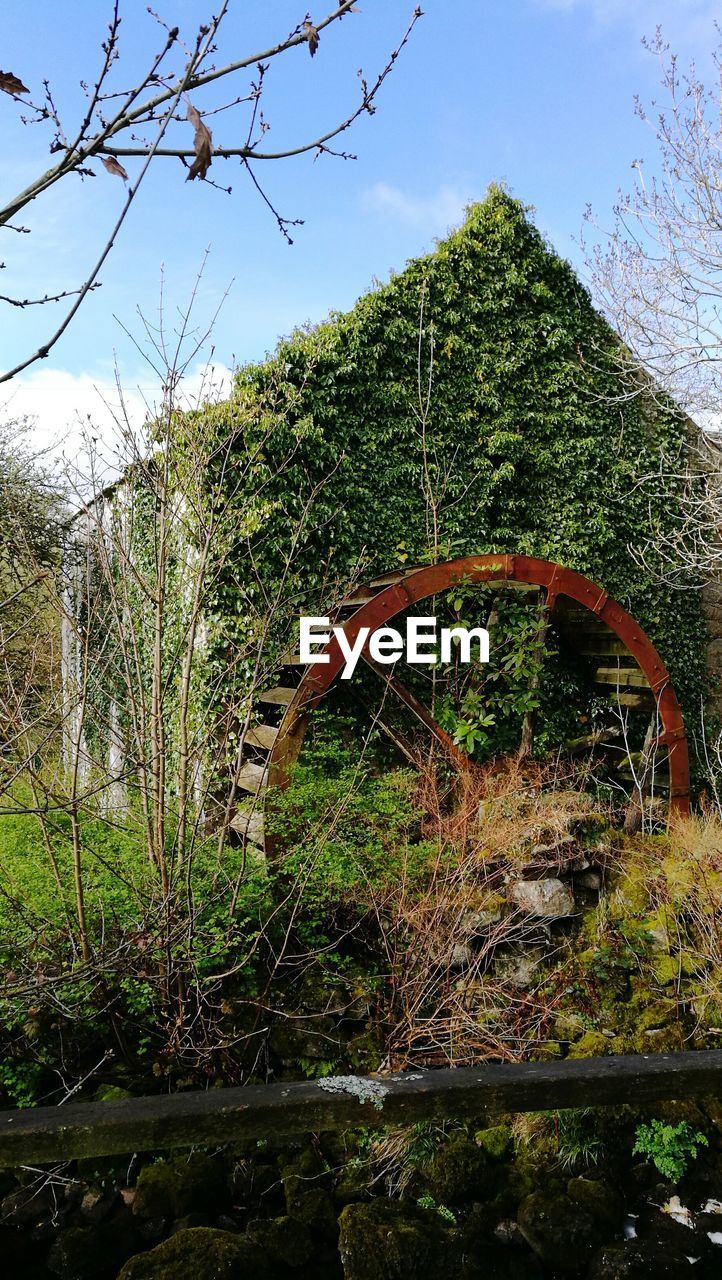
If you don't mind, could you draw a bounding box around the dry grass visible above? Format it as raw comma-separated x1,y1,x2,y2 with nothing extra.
362,756,605,1069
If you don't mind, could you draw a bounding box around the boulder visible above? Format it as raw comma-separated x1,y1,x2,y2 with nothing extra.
338,1200,460,1280
117,1227,275,1279
421,1134,492,1204
246,1215,314,1267
587,1240,696,1278
48,1212,139,1279
79,1186,120,1225
517,1190,605,1272
462,1236,543,1279
474,1125,514,1162
1,1182,56,1226
281,1146,337,1239
461,898,505,935
575,870,603,892
495,947,546,989
509,879,575,918
132,1154,229,1220
567,1178,623,1232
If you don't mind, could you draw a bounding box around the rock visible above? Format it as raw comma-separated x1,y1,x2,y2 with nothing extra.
567,1178,623,1232
94,1084,133,1102
286,1185,337,1238
431,939,472,970
575,870,602,892
495,947,546,989
246,1215,314,1267
132,1154,229,1220
170,1213,212,1233
421,1134,492,1204
587,1240,696,1277
570,813,611,839
137,1218,165,1243
216,1214,240,1233
31,1217,58,1245
520,837,592,880
1,1183,55,1226
79,1186,119,1224
48,1212,139,1279
334,1160,374,1206
230,1159,281,1211
517,1190,605,1272
552,1011,586,1044
474,1124,514,1161
338,1200,460,1280
509,878,575,918
493,1219,527,1247
461,901,504,935
281,1146,336,1239
463,1236,543,1279
449,942,472,970
568,1030,613,1059
642,911,671,951
117,1227,275,1279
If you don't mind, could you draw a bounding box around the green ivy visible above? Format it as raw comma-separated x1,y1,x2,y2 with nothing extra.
203,186,705,751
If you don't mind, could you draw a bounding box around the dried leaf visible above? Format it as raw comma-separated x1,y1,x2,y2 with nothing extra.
101,155,129,182
303,20,319,56
186,99,213,181
0,70,30,96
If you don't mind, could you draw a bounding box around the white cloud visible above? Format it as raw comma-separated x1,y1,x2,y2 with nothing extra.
1,361,234,488
361,183,471,236
533,0,719,41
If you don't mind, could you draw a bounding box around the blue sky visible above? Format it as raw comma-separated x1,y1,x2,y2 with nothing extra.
1,0,720,448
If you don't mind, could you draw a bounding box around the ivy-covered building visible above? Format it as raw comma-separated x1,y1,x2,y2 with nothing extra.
212,185,705,722
65,186,711,811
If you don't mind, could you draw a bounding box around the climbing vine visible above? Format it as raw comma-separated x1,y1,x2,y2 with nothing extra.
200,186,705,744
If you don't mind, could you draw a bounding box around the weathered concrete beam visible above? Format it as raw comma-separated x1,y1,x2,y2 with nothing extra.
2,1050,722,1168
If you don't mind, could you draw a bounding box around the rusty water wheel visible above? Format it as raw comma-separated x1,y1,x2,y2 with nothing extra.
230,555,690,855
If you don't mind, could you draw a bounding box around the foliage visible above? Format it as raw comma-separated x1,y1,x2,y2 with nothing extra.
416,1193,456,1224
0,420,64,723
633,1119,708,1183
434,581,552,759
209,186,706,747
268,719,436,923
554,1110,605,1171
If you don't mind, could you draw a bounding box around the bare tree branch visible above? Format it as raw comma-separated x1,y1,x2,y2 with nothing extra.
0,3,421,380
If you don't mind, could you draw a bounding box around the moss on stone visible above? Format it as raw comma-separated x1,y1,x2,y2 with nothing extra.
517,1190,605,1272
552,1011,587,1044
338,1199,460,1280
631,1022,684,1053
566,1177,622,1232
334,1159,374,1207
132,1154,229,1221
474,1124,513,1161
118,1228,273,1279
94,1084,133,1102
420,1134,492,1204
567,1031,611,1059
280,1145,337,1238
48,1214,139,1280
245,1215,313,1267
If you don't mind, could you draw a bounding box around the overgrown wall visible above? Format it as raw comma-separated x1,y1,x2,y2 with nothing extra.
204,187,706,728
